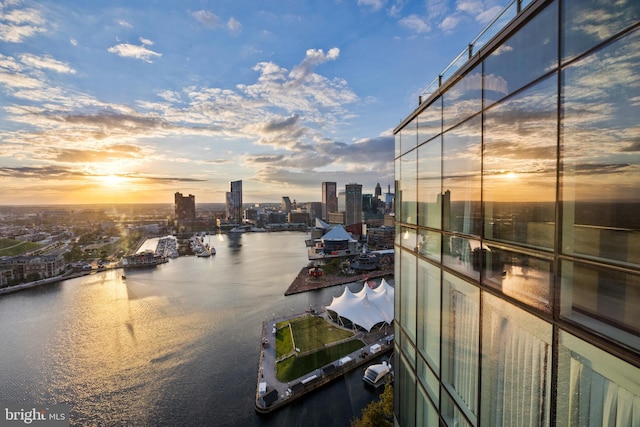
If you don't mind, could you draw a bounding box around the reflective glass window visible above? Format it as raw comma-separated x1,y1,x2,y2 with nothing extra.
418,97,442,145
483,75,557,250
395,131,401,159
557,331,640,426
484,1,558,107
560,260,640,352
561,28,640,268
400,249,417,344
400,227,416,252
562,0,640,63
417,137,442,229
443,64,482,132
417,355,440,405
443,235,481,281
417,383,439,427
442,115,482,236
481,292,553,426
442,272,479,423
418,229,440,262
400,117,417,155
417,259,441,371
398,352,417,427
483,245,552,313
399,149,417,224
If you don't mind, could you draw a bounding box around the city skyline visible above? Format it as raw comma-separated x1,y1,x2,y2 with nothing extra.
0,0,511,205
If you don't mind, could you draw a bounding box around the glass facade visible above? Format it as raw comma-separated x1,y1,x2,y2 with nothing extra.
393,1,640,425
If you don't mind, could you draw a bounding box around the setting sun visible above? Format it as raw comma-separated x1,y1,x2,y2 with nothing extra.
99,174,126,187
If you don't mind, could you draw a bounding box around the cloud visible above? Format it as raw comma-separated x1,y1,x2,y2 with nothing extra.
399,15,430,34
107,40,162,63
357,0,386,12
0,4,47,42
227,17,242,34
19,54,76,74
191,10,220,28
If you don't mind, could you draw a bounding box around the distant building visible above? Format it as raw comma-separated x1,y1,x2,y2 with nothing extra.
375,182,382,198
345,183,363,226
226,180,243,223
174,192,195,221
288,211,309,225
321,182,337,220
308,202,322,222
281,196,292,213
0,254,65,282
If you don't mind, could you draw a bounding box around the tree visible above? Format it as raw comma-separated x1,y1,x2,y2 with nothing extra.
351,384,394,427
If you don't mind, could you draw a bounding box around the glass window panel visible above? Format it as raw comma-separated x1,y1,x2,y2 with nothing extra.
400,227,416,252
395,251,401,323
400,249,417,344
417,259,441,371
395,131,401,159
443,64,482,132
483,75,557,250
562,0,640,63
418,97,442,145
418,229,441,262
557,331,640,426
443,115,482,236
484,1,558,107
418,136,442,229
442,272,479,422
418,355,440,405
417,383,439,427
399,149,417,224
560,260,640,352
398,352,417,427
481,292,553,427
400,117,417,155
483,245,552,313
443,235,481,281
561,28,640,268
442,388,474,427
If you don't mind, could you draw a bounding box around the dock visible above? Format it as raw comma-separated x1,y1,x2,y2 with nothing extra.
284,267,393,295
255,313,393,414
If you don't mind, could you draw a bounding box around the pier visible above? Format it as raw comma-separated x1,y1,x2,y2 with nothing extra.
284,266,393,295
255,312,393,414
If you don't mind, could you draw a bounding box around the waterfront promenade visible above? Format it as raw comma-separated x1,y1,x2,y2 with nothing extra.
284,266,393,295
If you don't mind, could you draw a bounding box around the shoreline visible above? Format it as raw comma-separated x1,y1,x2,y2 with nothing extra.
284,266,393,296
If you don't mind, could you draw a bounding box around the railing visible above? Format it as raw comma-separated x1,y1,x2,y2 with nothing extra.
419,0,531,103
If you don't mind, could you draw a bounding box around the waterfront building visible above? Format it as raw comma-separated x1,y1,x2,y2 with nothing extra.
322,182,338,221
281,196,292,214
0,254,65,282
345,183,363,226
226,180,243,223
174,192,195,221
393,1,640,426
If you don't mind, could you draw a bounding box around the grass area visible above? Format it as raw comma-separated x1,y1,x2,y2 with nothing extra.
275,324,294,359
0,239,41,256
276,339,364,383
273,315,364,383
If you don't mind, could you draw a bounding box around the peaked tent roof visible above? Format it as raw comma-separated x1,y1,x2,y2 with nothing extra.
325,280,394,332
315,218,330,229
321,225,356,242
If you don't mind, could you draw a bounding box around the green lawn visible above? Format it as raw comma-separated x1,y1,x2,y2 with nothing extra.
273,315,364,383
276,339,364,382
0,239,41,256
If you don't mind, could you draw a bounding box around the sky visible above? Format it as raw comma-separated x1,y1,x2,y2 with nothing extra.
0,0,509,205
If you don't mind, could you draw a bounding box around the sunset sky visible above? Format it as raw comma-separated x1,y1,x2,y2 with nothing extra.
0,0,509,205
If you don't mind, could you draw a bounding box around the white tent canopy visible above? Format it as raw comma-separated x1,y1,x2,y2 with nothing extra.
325,279,394,332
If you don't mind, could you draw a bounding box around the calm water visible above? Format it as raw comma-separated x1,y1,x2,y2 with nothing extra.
0,232,384,426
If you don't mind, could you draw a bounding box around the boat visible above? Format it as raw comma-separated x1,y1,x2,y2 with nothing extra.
229,227,246,233
362,361,393,388
196,250,211,257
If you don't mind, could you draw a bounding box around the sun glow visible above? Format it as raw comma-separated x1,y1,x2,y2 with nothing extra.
99,174,126,187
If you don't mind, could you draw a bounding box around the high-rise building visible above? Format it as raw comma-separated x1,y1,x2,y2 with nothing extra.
375,182,382,199
345,183,362,226
393,1,640,426
174,192,195,221
226,180,243,223
321,182,337,220
281,196,292,213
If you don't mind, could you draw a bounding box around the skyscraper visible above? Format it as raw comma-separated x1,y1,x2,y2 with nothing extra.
174,192,195,221
226,180,243,223
393,1,640,426
321,182,337,220
345,183,362,226
281,196,292,213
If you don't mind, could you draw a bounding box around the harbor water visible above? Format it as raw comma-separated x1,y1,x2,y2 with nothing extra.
0,232,385,426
